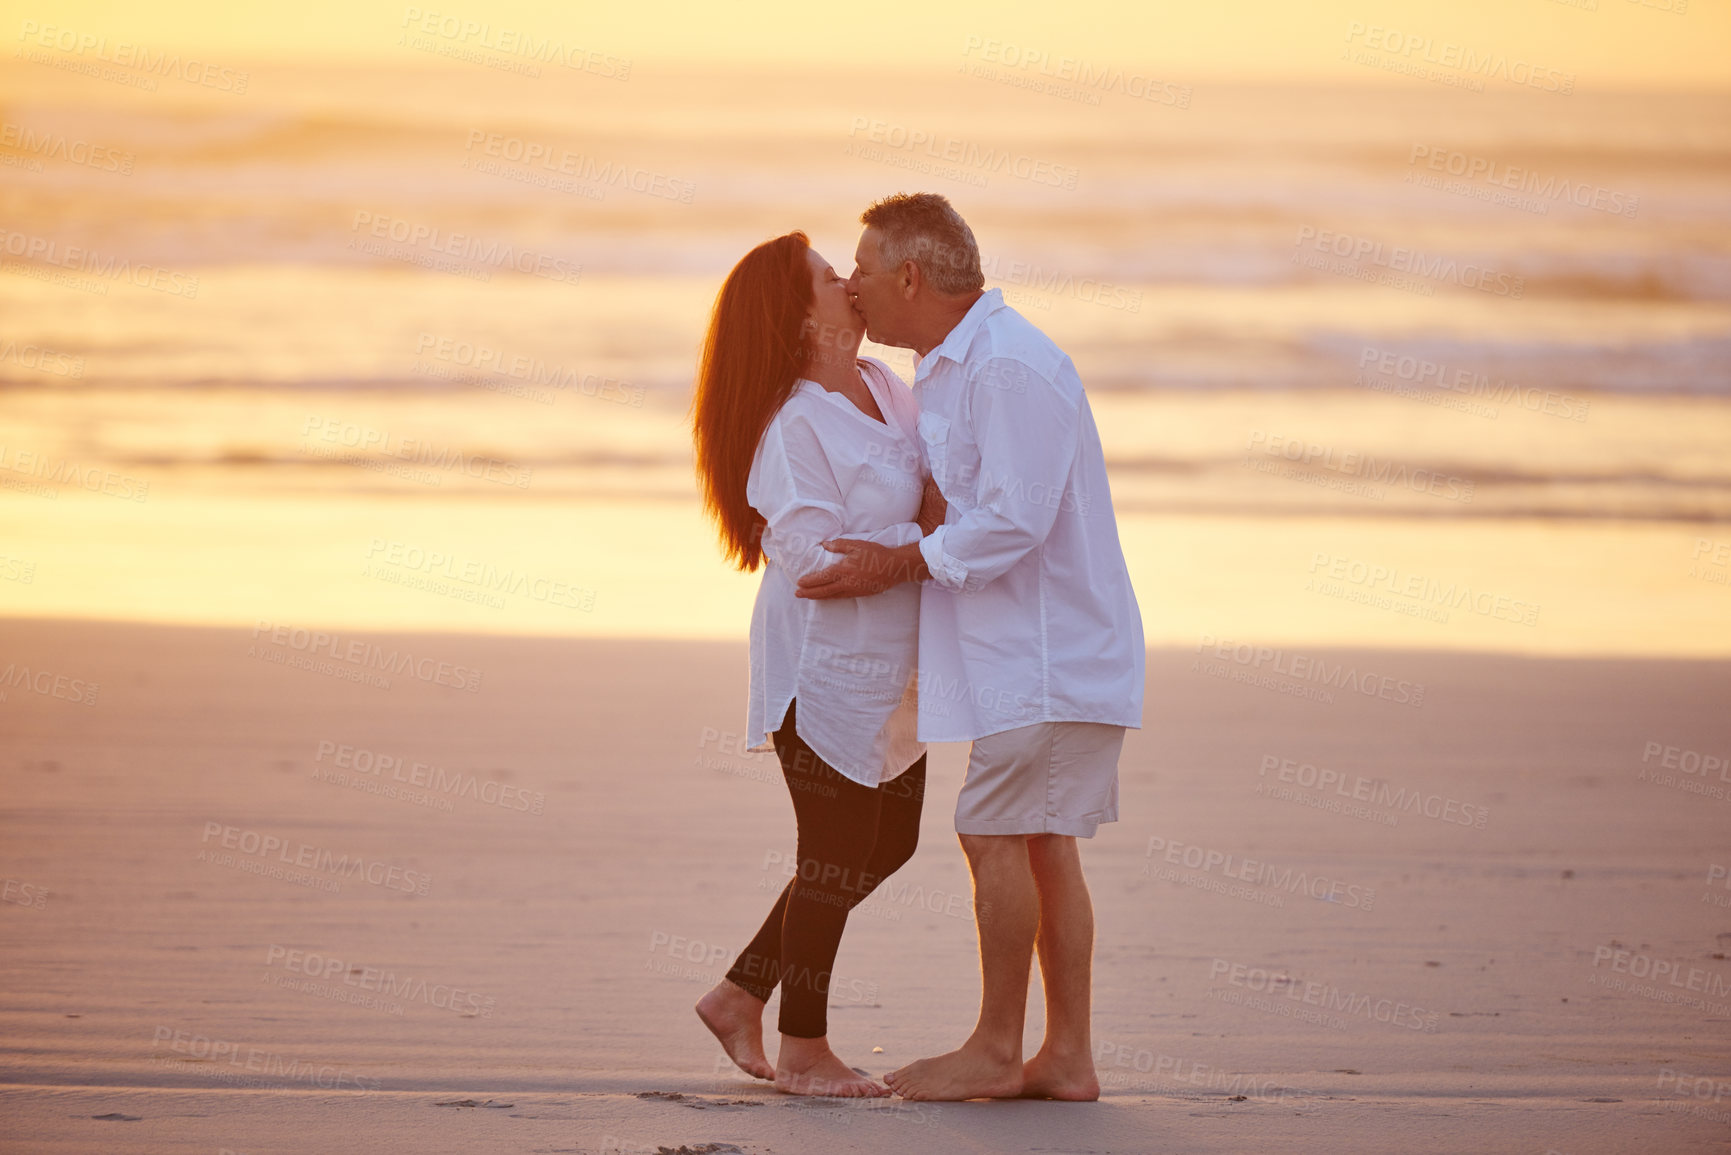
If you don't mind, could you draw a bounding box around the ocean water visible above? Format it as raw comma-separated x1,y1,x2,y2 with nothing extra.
1,61,1728,651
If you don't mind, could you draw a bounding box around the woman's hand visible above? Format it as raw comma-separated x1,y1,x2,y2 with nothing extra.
916,476,948,536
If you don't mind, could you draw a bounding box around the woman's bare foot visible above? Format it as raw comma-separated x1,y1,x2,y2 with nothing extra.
884,1038,1024,1101
775,1034,889,1097
1018,1045,1100,1101
695,979,773,1080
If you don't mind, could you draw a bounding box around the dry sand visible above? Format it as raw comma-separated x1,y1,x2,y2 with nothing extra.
1,618,1728,1153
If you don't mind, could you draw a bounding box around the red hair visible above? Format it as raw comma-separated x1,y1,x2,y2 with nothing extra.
691,231,814,571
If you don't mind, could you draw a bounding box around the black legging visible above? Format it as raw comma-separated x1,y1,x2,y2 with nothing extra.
724,698,926,1038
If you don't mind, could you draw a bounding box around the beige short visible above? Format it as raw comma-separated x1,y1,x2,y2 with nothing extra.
955,720,1125,838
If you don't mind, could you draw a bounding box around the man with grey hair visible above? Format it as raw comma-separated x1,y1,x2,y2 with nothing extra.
859,193,985,297
796,192,1145,1101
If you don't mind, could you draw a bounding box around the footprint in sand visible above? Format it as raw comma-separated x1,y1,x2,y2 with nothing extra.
635,1092,764,1111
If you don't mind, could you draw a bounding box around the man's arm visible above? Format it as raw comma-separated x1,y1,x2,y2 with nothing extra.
915,474,947,536
797,351,1083,601
917,356,1078,593
752,416,924,582
793,538,929,600
795,469,946,600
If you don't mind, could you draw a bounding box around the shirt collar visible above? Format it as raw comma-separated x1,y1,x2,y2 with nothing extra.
915,288,1003,382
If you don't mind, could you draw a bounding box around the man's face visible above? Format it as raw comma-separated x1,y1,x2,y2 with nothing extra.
845,227,912,349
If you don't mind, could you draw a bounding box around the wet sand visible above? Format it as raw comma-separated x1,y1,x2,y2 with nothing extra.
1,618,1727,1153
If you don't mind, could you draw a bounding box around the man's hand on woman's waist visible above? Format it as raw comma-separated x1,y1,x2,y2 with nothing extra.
795,539,930,600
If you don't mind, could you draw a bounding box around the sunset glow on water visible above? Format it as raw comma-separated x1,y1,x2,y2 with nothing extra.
2,9,1728,653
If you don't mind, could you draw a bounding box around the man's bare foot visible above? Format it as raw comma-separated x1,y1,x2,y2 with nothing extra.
885,1039,1024,1101
775,1035,889,1098
695,979,773,1080
1017,1046,1100,1101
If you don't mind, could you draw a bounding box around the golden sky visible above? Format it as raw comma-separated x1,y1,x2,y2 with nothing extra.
4,0,1727,87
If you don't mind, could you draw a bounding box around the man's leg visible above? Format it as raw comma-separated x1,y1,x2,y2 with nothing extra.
1020,833,1099,1100
883,832,1037,1100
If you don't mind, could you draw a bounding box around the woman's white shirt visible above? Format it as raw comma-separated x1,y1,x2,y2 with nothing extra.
745,356,925,787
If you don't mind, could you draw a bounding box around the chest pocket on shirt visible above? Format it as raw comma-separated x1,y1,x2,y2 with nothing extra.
916,411,951,491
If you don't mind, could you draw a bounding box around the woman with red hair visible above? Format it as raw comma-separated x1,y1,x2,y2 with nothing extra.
690,231,937,1097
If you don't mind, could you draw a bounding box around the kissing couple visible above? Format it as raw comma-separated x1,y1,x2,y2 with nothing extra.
690,192,1144,1101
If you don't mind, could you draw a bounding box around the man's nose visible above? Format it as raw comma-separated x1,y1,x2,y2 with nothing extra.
844,270,861,294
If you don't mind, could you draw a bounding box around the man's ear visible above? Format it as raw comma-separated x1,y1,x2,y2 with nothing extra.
901,261,921,300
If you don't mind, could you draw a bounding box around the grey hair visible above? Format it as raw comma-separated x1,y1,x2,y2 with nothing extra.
860,192,985,296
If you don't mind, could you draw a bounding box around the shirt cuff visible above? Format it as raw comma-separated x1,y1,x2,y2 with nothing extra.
919,528,970,591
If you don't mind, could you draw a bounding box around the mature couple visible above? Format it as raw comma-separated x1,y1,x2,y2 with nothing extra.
689,193,1145,1101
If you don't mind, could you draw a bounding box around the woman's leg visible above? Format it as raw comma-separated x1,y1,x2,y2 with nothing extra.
722,878,791,1004
771,704,885,1040
756,702,890,1096
699,869,784,1079
701,713,802,1082
854,754,927,905
704,702,907,1094
722,754,923,1003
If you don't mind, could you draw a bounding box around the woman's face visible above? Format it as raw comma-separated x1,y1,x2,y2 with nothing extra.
803,247,864,369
